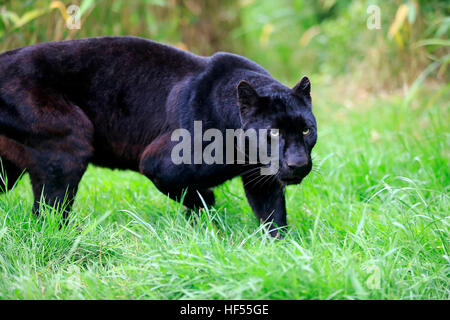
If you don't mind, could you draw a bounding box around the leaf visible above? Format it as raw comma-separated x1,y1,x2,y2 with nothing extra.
388,4,409,39
416,39,450,47
50,1,70,21
435,17,450,38
259,23,274,47
80,0,96,16
404,60,442,107
407,2,416,24
299,26,320,47
394,32,404,48
144,0,167,6
0,10,20,27
13,9,47,29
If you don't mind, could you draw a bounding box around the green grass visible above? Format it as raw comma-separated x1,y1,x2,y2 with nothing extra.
0,89,448,299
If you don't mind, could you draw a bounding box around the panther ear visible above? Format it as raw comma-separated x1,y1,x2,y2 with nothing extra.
292,76,311,97
237,80,259,120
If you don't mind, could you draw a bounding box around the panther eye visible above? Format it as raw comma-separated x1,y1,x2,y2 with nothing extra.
302,128,310,135
270,129,279,137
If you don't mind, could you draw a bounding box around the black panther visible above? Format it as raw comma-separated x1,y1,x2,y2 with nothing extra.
0,36,317,237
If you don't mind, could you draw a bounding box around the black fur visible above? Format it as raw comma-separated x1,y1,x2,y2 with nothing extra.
0,36,317,237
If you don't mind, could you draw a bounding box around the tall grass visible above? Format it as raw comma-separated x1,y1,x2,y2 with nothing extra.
0,87,447,299
0,0,448,300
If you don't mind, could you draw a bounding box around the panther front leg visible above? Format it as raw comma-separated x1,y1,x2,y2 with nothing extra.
242,172,287,238
139,133,215,210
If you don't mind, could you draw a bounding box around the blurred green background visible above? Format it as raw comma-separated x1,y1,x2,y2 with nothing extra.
0,0,448,93
0,0,449,300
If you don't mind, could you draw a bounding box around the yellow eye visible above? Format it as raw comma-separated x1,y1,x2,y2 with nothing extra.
302,128,310,135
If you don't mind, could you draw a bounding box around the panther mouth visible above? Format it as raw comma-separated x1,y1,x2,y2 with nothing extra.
279,176,303,185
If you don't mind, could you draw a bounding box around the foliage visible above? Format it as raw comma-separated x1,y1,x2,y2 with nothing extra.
0,88,448,299
0,0,448,300
0,0,448,89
